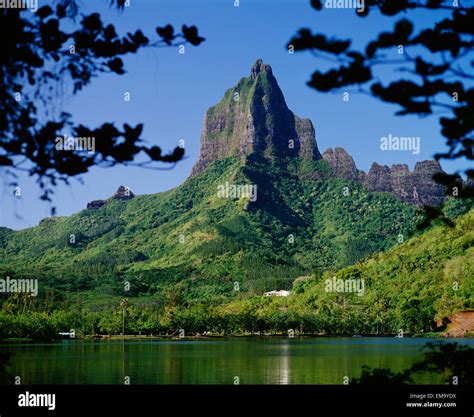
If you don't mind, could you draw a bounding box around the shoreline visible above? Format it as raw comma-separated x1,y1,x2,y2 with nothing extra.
2,332,473,343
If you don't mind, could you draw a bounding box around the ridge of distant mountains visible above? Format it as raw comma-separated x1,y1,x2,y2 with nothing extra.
2,59,466,303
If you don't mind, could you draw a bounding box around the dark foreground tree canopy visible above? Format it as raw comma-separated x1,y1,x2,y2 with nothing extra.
0,4,204,203
288,0,474,205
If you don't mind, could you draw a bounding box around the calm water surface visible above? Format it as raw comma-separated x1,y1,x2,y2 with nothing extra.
1,337,472,384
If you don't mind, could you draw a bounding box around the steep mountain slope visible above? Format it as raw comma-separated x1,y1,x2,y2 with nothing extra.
0,155,422,303
322,148,446,206
0,60,457,305
191,59,321,176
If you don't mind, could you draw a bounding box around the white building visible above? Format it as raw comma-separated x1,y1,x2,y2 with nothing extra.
263,290,291,297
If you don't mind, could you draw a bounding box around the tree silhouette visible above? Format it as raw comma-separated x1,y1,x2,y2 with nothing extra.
288,0,473,224
352,342,473,384
0,4,204,206
351,365,414,385
409,342,474,385
0,353,13,384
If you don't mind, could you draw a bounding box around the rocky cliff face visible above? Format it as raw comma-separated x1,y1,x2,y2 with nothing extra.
362,160,445,206
87,200,106,210
191,59,446,207
323,148,446,206
191,59,321,176
86,185,135,209
113,185,135,201
322,148,363,182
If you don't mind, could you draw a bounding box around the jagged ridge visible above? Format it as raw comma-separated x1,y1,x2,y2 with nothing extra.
192,59,446,207
322,147,446,207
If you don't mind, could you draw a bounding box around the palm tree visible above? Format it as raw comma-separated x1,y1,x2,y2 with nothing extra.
21,292,32,314
119,298,129,336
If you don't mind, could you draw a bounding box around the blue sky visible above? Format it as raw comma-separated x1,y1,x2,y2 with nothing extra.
0,0,468,229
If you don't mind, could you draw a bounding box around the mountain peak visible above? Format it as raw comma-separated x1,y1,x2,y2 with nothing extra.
113,185,135,200
250,59,272,80
322,147,362,181
191,61,321,176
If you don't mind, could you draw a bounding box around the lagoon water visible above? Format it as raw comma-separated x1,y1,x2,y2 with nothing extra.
1,337,472,384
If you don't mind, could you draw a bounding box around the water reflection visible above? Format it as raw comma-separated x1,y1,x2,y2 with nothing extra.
276,342,290,385
1,338,472,385
263,341,291,384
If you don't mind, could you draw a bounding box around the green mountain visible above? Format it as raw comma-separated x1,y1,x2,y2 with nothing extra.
0,203,471,339
0,60,468,311
234,207,473,335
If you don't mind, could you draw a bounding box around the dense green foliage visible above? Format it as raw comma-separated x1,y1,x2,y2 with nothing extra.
0,154,423,305
0,150,471,338
0,200,471,338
